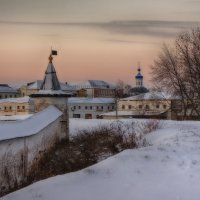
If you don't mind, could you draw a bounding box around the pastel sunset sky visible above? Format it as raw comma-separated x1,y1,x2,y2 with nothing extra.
0,0,200,86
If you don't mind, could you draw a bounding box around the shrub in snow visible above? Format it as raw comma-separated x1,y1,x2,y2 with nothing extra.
1,119,160,197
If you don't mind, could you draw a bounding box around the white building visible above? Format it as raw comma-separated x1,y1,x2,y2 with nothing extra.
101,91,173,119
0,84,20,99
68,97,115,119
0,96,35,117
68,80,116,98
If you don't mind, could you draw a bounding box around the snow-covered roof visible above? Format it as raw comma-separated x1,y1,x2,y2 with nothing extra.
26,80,76,91
0,96,31,104
0,114,33,121
68,80,115,90
123,91,174,101
60,82,77,91
100,110,167,116
0,84,18,93
37,90,68,95
0,106,62,141
31,90,72,97
27,80,42,90
68,97,115,104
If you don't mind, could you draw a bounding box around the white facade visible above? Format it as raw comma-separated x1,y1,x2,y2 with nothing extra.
0,96,35,116
101,92,173,119
68,97,115,119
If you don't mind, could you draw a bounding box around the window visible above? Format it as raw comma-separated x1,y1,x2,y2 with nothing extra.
122,105,125,109
73,106,76,110
5,95,7,98
107,106,109,110
78,106,81,109
85,113,92,119
85,106,88,110
17,106,20,109
73,114,81,118
9,106,12,110
139,105,142,109
163,105,167,109
156,104,159,109
22,106,25,110
90,106,92,110
4,106,7,110
0,95,2,99
112,106,114,109
145,105,150,110
128,105,132,109
10,95,12,98
101,106,103,110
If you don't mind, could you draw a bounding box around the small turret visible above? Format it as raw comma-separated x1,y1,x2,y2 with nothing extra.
128,65,149,96
135,67,143,87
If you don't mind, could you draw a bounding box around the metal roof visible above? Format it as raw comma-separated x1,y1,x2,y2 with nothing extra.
68,80,115,90
40,62,61,90
0,84,18,93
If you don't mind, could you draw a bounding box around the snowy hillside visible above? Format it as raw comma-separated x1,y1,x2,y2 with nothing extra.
2,119,200,200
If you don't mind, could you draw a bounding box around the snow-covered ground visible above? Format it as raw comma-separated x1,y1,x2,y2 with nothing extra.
2,119,200,200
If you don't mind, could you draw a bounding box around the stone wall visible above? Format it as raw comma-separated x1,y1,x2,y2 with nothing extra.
0,116,64,193
33,97,69,139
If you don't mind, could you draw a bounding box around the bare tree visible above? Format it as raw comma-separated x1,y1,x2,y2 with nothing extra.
151,27,200,119
116,79,131,97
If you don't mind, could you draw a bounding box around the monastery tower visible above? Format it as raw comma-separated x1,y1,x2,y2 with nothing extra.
31,52,72,139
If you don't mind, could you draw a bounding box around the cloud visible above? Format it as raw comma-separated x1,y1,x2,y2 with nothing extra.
105,39,160,45
94,20,200,38
1,20,200,38
186,0,200,3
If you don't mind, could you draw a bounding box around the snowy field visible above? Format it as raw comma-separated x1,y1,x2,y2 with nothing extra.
2,119,200,200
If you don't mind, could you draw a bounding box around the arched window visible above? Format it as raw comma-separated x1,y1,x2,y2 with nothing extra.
145,105,150,110
122,105,125,109
128,105,132,109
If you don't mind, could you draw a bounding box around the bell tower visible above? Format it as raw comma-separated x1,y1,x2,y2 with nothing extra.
135,66,143,87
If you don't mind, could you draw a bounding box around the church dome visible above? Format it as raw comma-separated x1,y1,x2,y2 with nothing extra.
135,72,143,79
135,68,143,79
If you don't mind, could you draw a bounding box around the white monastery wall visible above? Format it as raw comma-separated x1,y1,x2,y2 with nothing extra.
0,106,64,192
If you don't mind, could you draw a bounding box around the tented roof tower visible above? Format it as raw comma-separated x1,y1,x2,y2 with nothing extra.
40,55,61,90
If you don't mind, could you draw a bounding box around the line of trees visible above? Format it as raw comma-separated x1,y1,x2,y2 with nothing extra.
151,27,200,119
